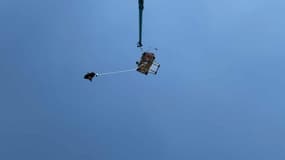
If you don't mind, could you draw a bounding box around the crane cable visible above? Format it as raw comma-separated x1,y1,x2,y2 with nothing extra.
96,68,136,76
137,0,144,48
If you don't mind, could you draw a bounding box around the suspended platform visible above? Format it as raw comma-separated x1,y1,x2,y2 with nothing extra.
136,52,160,75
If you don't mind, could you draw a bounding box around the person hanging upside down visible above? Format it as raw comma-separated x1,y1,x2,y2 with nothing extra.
84,72,97,81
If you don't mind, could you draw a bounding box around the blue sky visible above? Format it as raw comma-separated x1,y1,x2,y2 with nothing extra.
1,0,285,159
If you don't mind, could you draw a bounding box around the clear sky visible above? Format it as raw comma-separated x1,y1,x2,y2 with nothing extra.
1,0,285,160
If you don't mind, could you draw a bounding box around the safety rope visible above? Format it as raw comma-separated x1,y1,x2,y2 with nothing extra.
97,68,136,76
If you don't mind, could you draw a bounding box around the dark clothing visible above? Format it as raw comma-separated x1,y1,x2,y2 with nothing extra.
84,72,96,81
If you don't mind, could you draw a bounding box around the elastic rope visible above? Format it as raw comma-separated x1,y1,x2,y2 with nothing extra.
97,68,136,76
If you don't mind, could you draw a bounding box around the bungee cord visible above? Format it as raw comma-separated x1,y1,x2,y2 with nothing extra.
96,68,136,76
